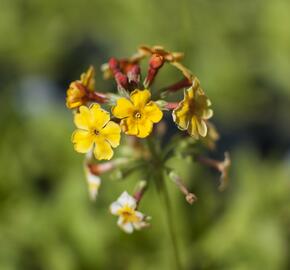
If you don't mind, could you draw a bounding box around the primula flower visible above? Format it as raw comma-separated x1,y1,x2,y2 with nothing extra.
66,66,96,109
112,89,163,138
173,82,213,139
110,191,149,233
72,104,121,160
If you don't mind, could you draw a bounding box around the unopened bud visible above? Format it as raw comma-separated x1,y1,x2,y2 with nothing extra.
149,54,164,69
108,57,119,71
115,72,128,89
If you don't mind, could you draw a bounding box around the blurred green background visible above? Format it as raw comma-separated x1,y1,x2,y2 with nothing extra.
0,0,290,269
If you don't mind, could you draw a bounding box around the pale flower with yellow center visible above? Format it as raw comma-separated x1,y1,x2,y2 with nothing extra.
66,66,95,109
173,82,213,139
112,89,163,138
110,191,148,233
72,104,121,160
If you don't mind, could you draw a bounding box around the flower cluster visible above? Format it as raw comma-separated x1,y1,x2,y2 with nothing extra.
65,45,230,233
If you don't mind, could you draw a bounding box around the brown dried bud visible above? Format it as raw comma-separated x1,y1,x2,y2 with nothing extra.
186,193,198,205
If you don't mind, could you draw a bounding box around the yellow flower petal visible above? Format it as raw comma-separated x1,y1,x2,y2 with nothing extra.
186,86,195,99
66,82,87,109
130,89,151,109
100,121,121,147
72,129,94,153
202,109,213,119
137,119,153,138
188,117,199,139
94,137,114,160
112,98,134,119
172,102,190,130
90,103,110,130
196,119,207,137
74,106,92,130
120,117,138,136
80,66,95,91
74,104,110,131
66,99,82,109
67,84,84,99
144,101,163,123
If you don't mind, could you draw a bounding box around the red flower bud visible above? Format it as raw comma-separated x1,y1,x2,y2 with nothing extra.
115,71,128,89
108,57,119,72
149,54,164,69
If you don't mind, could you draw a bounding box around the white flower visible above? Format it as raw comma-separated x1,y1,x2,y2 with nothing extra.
110,191,149,233
84,165,101,201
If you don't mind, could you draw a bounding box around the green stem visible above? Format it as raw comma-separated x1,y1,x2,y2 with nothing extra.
160,174,183,270
146,137,182,270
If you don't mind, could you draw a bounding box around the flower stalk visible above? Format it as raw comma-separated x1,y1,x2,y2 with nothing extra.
160,172,183,270
133,180,148,207
168,171,197,205
147,137,183,270
160,77,192,94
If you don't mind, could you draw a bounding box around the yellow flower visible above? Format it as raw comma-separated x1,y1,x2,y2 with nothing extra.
72,104,121,160
173,82,213,139
66,66,95,109
112,89,163,138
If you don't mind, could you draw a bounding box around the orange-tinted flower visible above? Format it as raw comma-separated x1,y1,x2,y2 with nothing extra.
66,66,95,109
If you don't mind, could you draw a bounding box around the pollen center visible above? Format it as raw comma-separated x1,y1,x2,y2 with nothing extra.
134,112,142,119
118,205,139,223
93,129,99,135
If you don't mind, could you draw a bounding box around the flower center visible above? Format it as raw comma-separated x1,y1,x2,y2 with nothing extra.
134,111,142,119
118,205,139,223
93,129,99,135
